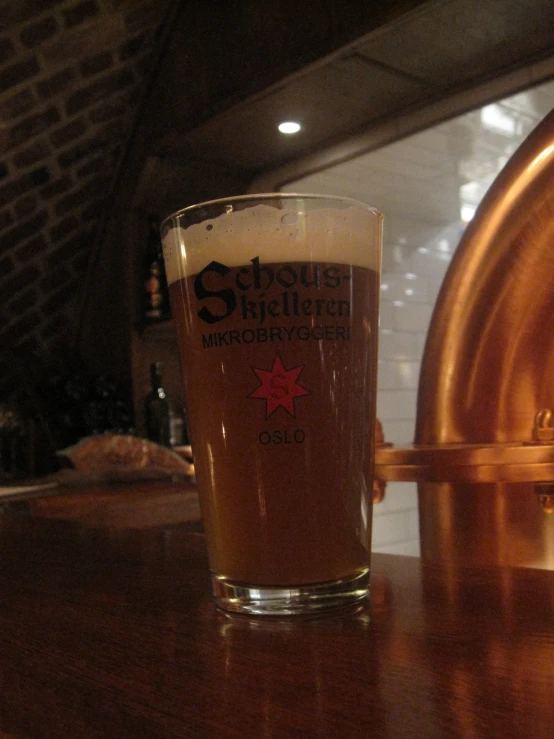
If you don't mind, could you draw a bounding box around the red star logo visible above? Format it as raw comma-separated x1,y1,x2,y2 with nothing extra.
248,354,309,419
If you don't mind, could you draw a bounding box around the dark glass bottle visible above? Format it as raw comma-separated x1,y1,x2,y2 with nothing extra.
143,215,170,322
144,362,171,446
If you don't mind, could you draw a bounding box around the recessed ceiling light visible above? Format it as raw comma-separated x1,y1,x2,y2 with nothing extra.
278,121,301,134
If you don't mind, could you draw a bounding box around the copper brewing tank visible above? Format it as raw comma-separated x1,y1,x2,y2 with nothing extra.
375,107,554,569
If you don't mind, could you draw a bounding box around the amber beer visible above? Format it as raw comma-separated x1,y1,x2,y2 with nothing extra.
162,195,382,615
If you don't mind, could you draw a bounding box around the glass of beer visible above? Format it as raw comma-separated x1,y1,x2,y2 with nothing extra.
161,194,382,615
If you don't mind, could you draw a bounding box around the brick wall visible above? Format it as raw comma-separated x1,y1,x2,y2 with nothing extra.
0,0,172,391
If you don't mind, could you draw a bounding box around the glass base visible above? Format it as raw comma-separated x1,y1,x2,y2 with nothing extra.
211,569,369,616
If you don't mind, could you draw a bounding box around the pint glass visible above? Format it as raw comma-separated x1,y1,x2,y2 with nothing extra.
161,194,382,615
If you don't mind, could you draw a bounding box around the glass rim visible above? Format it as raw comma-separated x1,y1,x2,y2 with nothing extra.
161,192,382,228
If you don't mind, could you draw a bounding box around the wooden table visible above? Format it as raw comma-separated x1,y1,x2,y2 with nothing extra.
1,491,553,738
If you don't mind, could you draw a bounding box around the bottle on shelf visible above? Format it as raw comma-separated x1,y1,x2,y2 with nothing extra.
142,215,171,323
169,405,190,447
144,362,171,447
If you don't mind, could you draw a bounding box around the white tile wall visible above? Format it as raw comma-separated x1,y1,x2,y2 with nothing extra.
373,482,420,556
377,219,462,448
284,78,554,559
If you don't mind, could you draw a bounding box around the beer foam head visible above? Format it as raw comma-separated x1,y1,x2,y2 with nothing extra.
162,197,382,285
